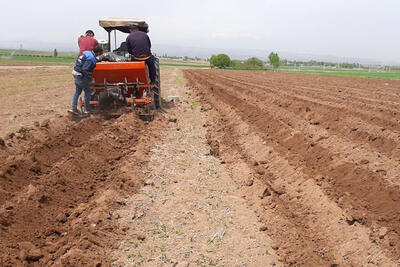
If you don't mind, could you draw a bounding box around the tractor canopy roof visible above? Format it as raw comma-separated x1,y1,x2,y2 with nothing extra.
99,17,149,33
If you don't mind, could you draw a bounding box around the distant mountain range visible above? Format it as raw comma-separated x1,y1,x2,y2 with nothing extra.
1,40,399,66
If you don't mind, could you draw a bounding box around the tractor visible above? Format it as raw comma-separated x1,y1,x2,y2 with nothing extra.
76,18,161,121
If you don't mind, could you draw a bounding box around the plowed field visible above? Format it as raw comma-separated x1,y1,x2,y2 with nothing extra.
1,66,400,266
184,70,400,266
0,112,164,265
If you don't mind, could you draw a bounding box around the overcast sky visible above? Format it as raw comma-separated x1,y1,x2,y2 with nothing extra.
1,0,399,62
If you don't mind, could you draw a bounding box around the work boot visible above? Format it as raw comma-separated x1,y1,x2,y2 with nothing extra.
68,108,80,115
81,110,91,117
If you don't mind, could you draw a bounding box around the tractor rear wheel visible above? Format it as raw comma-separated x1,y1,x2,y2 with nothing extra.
98,90,113,110
153,56,161,109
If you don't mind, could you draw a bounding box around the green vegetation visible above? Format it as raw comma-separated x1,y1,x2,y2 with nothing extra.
210,54,231,68
231,57,265,70
0,49,75,64
153,222,168,234
0,55,74,63
269,52,280,70
159,62,208,68
281,59,363,69
280,66,400,79
0,50,210,67
214,53,400,79
191,101,199,109
2,48,400,80
196,256,218,266
246,57,264,68
159,57,209,68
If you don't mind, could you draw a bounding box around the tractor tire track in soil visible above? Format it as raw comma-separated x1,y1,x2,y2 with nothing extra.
184,70,400,266
0,112,165,266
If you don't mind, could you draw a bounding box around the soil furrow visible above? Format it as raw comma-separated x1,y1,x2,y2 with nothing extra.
234,71,400,100
225,72,400,110
0,117,108,205
205,92,393,266
0,113,164,265
205,71,400,130
185,69,400,264
198,70,400,160
190,71,400,184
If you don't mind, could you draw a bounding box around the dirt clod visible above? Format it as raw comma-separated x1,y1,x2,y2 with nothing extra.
18,242,43,262
144,180,154,186
56,213,67,223
38,194,51,204
209,140,220,157
378,227,388,239
134,232,146,241
260,187,272,199
30,162,41,174
40,119,50,128
255,166,265,175
244,178,254,186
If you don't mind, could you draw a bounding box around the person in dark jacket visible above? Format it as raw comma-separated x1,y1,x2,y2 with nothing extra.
126,25,161,108
126,25,156,81
69,45,103,115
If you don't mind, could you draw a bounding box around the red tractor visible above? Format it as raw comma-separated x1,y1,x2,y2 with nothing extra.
77,18,161,121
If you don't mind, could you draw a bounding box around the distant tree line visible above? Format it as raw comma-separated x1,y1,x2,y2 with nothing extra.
281,59,364,69
210,52,281,71
163,52,400,72
210,54,232,68
231,57,264,69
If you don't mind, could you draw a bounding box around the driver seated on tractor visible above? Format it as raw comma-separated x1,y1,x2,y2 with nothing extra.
69,45,103,116
126,24,160,109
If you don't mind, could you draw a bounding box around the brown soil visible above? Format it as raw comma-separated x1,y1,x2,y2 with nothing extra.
0,66,73,136
184,70,400,266
1,65,400,266
110,68,280,266
0,112,165,266
0,65,167,265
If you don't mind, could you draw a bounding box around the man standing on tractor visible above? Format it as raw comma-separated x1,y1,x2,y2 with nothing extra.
69,45,103,116
78,30,99,56
126,25,161,109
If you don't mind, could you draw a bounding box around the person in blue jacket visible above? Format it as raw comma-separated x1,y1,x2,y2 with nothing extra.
69,45,103,115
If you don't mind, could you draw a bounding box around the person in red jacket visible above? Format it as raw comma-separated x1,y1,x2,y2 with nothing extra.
78,30,99,56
